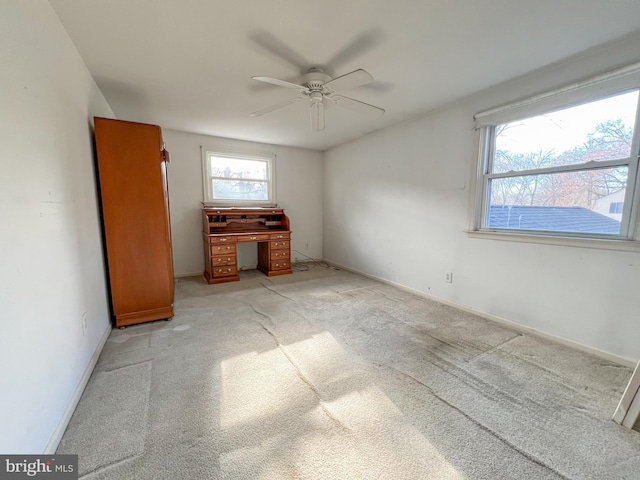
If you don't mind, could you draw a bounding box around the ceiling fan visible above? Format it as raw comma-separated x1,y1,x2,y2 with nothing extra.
250,67,385,131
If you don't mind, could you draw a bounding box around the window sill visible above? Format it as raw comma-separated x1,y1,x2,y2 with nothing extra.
202,202,277,208
465,229,640,252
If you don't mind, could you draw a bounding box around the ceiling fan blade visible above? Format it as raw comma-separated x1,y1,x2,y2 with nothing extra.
325,28,384,69
310,102,325,131
332,95,385,117
248,31,310,71
252,76,308,91
324,69,374,92
250,97,302,117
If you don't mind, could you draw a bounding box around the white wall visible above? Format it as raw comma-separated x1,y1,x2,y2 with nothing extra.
162,129,323,276
324,32,640,361
0,1,114,453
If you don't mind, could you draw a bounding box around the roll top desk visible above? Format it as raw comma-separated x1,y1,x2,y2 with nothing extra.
202,207,293,284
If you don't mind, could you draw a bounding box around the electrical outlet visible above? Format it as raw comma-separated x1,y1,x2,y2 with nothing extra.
82,312,88,336
444,272,453,283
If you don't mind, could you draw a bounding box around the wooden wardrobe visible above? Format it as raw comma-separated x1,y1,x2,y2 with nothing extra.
94,117,174,328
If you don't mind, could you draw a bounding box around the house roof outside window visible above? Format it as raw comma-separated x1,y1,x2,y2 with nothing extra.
488,205,622,234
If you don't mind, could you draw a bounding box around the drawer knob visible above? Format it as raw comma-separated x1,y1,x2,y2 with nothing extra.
250,236,256,240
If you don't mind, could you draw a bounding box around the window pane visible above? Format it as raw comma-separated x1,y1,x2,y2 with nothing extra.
209,156,268,180
493,90,638,173
487,167,627,234
212,179,268,201
608,202,624,214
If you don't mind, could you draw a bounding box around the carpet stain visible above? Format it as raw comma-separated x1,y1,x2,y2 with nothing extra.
599,363,628,369
411,325,488,358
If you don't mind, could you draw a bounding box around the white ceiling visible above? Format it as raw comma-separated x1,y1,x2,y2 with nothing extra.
50,0,640,151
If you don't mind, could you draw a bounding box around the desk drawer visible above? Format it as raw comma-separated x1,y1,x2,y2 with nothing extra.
212,266,238,277
269,233,290,240
237,234,270,242
208,236,236,244
211,244,236,255
271,240,290,250
270,261,290,271
211,255,236,267
270,250,290,260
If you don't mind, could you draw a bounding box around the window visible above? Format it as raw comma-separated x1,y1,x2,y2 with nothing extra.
610,202,624,214
472,64,640,242
201,147,275,205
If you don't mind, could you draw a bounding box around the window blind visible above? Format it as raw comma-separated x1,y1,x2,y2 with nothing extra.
473,62,640,128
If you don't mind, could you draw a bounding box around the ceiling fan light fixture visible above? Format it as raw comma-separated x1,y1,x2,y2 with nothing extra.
310,101,325,132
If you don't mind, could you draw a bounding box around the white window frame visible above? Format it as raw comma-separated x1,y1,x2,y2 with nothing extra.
468,62,640,250
201,146,276,206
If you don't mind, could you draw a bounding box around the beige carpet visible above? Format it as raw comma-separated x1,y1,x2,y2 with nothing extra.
57,265,640,479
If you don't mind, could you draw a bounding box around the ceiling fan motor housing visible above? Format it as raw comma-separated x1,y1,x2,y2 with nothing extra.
302,68,332,90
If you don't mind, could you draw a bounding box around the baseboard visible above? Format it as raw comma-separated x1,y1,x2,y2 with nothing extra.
174,272,203,278
327,259,637,368
44,325,111,454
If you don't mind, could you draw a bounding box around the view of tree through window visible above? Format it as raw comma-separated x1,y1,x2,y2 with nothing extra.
485,90,639,235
